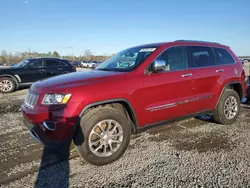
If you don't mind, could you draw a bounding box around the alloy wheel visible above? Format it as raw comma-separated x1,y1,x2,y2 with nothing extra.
0,80,13,92
88,119,124,157
224,96,238,119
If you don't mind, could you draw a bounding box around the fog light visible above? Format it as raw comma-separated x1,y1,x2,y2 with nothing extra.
43,121,56,131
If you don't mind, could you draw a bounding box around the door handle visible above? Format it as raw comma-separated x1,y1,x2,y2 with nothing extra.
182,73,192,77
216,69,224,73
57,68,63,70
39,69,45,72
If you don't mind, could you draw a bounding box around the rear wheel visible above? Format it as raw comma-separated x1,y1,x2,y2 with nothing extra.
0,77,16,93
213,89,240,125
74,106,131,166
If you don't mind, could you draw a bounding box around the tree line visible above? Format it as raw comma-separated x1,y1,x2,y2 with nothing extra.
0,49,113,65
1,49,249,65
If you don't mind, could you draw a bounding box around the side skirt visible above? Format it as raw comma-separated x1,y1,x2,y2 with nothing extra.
136,110,213,133
18,82,33,87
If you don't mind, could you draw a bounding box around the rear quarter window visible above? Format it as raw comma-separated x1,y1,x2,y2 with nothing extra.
212,48,235,65
46,60,67,67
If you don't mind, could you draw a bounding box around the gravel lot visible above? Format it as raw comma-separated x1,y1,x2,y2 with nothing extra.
0,73,250,187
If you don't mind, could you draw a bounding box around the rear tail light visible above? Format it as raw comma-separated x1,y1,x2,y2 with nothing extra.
72,66,76,70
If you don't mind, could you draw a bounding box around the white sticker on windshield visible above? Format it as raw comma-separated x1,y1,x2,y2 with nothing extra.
139,48,156,52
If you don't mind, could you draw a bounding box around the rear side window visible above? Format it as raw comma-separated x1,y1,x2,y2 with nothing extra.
213,48,235,65
157,46,187,71
46,60,66,67
186,46,215,68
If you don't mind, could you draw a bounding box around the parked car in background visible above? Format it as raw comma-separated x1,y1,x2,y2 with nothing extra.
80,61,97,68
22,40,246,166
80,61,88,68
0,57,76,93
70,61,81,67
86,61,96,68
239,58,244,64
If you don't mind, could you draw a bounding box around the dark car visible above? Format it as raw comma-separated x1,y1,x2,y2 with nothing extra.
70,61,81,67
0,57,76,93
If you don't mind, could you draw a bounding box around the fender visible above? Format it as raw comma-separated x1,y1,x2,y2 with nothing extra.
0,74,19,89
214,81,243,108
79,98,138,128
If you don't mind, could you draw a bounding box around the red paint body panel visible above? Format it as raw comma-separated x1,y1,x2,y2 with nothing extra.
21,41,246,146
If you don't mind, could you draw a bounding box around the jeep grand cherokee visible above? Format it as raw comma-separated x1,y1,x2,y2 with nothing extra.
22,40,246,166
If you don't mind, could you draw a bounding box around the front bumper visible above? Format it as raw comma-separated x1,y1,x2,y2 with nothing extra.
23,117,73,148
21,103,80,148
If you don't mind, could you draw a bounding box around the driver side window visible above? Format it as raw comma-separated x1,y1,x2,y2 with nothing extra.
26,60,43,68
157,46,187,71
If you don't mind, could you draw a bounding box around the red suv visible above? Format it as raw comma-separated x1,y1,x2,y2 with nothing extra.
22,40,246,165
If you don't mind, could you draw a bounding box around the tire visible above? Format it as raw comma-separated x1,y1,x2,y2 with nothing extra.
74,106,131,166
212,89,240,125
0,77,16,93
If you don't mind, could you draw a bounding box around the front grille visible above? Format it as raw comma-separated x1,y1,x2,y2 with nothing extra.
24,90,39,109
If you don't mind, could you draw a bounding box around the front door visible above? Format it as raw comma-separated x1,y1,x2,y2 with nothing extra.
141,46,198,126
19,59,46,83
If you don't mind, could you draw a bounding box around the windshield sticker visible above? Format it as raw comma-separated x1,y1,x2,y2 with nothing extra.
139,48,156,52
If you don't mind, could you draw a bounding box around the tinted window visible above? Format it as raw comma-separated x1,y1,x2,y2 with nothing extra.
46,60,66,67
157,47,187,71
213,48,235,65
187,46,215,68
26,60,43,68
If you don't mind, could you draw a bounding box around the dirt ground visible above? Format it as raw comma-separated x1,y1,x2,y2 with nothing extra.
0,87,250,187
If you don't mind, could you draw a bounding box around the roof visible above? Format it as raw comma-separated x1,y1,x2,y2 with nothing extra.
131,40,225,49
26,57,68,61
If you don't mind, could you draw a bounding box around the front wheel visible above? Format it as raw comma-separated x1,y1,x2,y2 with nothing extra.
212,89,240,125
74,106,131,166
0,77,16,93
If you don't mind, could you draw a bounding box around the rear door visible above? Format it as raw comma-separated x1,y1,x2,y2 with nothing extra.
44,59,68,78
141,46,198,125
19,59,46,83
185,46,219,111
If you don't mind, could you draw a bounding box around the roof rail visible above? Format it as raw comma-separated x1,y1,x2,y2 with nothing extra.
174,40,220,45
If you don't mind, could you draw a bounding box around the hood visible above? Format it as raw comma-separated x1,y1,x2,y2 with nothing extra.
0,67,16,71
31,70,125,92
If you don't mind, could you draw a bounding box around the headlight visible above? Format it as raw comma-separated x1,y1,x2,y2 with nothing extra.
42,94,72,105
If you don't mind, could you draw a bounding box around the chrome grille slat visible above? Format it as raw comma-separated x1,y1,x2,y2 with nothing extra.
24,91,39,109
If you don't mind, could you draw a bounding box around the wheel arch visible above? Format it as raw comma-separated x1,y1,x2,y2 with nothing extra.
79,99,138,133
214,81,243,108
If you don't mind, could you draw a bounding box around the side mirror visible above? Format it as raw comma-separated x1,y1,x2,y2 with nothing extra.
152,59,166,72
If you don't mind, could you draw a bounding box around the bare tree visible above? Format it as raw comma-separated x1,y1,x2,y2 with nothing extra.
84,49,92,61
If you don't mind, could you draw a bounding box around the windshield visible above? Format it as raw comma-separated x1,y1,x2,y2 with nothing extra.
96,46,157,72
12,60,30,68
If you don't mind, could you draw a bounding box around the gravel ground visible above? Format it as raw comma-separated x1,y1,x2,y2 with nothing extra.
0,88,250,187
